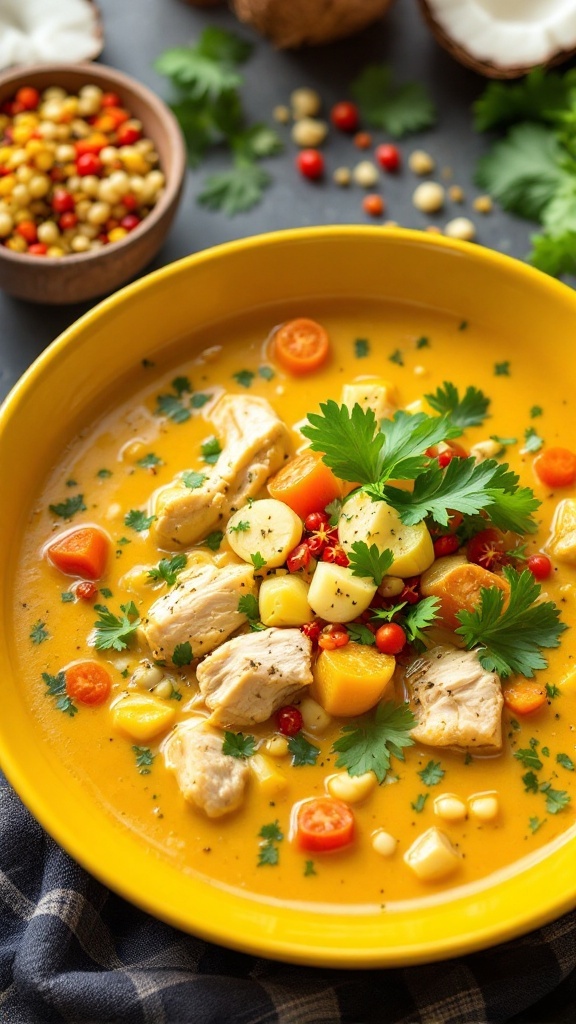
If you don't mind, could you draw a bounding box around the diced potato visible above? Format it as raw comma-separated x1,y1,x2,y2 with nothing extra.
327,770,377,803
259,575,312,626
338,491,434,578
341,377,397,421
420,554,510,630
546,498,576,566
311,642,395,716
226,498,302,569
299,696,332,733
249,753,288,797
404,827,461,881
111,693,176,741
307,561,376,622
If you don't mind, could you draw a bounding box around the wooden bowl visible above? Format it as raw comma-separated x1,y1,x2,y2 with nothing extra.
0,63,186,304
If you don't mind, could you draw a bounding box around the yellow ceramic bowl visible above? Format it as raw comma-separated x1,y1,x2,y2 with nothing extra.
1,226,576,967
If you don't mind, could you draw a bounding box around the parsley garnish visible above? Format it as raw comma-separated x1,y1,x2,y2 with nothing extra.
155,392,190,424
258,365,275,381
232,369,255,388
204,530,224,551
557,753,575,771
288,733,321,767
250,551,267,571
455,567,566,678
93,602,140,651
530,405,543,418
238,593,260,620
546,683,561,700
401,597,441,649
132,745,154,775
416,335,430,347
411,793,428,813
147,554,188,587
229,520,250,533
425,381,490,428
304,860,317,877
61,591,74,603
42,671,77,717
257,820,283,866
346,622,376,645
350,65,437,137
325,497,343,526
495,361,511,376
514,746,543,771
137,453,163,469
222,731,256,758
522,427,544,453
100,587,113,599
540,781,571,814
332,702,415,784
355,338,370,358
417,760,445,786
49,494,86,519
348,541,393,586
191,392,211,408
97,468,112,479
389,349,404,366
201,437,222,464
182,470,207,490
30,620,49,644
522,770,540,793
529,816,546,834
172,641,193,667
124,509,156,532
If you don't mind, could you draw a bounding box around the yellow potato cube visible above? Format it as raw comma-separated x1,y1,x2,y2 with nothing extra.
307,562,376,622
312,642,395,716
249,753,288,797
340,377,397,421
259,575,312,626
226,498,302,569
404,827,462,881
338,491,434,578
546,499,576,566
111,694,176,741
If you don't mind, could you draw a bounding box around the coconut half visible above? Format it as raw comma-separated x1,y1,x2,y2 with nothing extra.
0,0,103,70
418,0,576,78
231,0,395,49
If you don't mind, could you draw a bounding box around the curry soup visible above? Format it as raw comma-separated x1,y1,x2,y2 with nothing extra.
11,298,576,909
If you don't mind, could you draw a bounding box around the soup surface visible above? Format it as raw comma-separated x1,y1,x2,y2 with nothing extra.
12,298,576,910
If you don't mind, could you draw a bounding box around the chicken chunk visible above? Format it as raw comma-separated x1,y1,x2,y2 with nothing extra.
142,560,257,661
404,644,503,750
197,626,313,728
163,719,249,818
152,394,292,548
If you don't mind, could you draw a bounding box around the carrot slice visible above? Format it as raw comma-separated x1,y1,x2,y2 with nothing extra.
502,677,547,716
46,526,109,580
272,318,330,375
65,661,112,706
267,449,343,519
534,447,576,488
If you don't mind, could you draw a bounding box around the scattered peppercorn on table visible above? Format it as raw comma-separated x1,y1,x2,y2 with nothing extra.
1,1,575,1023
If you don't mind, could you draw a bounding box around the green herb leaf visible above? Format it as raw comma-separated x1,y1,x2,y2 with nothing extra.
402,597,441,648
30,620,49,644
355,338,370,358
191,392,212,408
233,369,255,388
346,622,376,645
455,567,566,678
522,770,540,793
304,860,317,876
181,470,208,490
257,819,283,867
529,816,546,834
172,641,193,667
540,781,571,814
132,745,154,775
258,365,275,381
233,123,283,161
250,551,267,571
411,793,428,813
475,123,568,220
347,541,393,586
154,30,249,102
301,400,386,485
288,732,321,767
515,746,543,770
229,520,250,533
473,68,576,132
332,702,416,784
417,760,445,786
97,468,112,479
204,530,224,551
147,555,188,588
238,593,260,620
529,230,576,277
199,162,271,216
49,494,86,519
557,753,575,771
222,731,256,758
61,591,75,603
137,452,163,469
546,683,561,699
124,509,156,532
522,427,544,453
201,437,222,464
424,381,490,428
42,670,78,717
155,392,191,423
93,602,140,652
351,65,437,137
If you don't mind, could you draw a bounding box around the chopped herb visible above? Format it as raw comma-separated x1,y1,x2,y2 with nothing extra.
204,530,224,551
332,701,415,784
402,597,441,648
182,470,207,490
530,405,543,418
458,321,468,331
30,620,49,644
546,683,561,699
229,520,250,533
124,509,156,532
42,671,77,717
355,338,370,358
411,793,428,813
132,745,154,775
222,731,256,758
490,435,517,450
389,348,404,366
514,746,544,771
172,641,193,667
347,541,393,587
522,770,540,793
97,468,112,478
304,860,317,877
168,686,182,701
233,369,255,388
93,602,140,651
455,567,566,678
424,381,490,428
66,479,77,487
529,816,546,834
238,593,260,620
350,64,437,137
557,752,575,771
250,551,267,571
155,392,191,424
542,746,550,758
49,494,86,519
288,732,321,767
522,427,544,453
495,361,511,376
417,760,445,786
100,587,113,599
346,622,376,645
61,591,75,603
191,392,211,408
257,819,283,866
147,554,188,587
325,497,343,526
171,376,191,396
539,781,571,814
416,335,430,347
258,365,275,381
137,453,163,470
117,536,131,546
201,437,222,464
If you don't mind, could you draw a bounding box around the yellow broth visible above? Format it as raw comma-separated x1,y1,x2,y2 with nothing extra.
11,298,576,907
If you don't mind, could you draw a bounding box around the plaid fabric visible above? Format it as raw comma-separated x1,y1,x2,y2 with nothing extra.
1,770,575,1024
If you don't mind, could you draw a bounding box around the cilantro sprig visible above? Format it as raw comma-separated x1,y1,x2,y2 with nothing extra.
350,65,437,137
93,602,140,652
147,554,188,587
455,567,567,678
425,382,490,428
332,702,415,784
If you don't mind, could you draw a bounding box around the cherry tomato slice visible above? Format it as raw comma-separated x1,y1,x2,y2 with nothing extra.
276,705,303,736
466,528,506,571
295,797,354,851
273,317,330,376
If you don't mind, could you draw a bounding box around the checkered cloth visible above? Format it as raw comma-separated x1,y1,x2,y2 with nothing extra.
1,771,575,1024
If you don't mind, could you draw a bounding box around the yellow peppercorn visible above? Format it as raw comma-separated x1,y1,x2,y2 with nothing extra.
33,151,55,172
46,246,65,258
12,125,34,145
118,147,149,175
108,227,128,243
0,175,16,197
28,174,51,199
0,210,14,237
6,235,27,252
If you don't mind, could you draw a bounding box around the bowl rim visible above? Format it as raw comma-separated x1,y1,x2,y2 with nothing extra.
0,60,187,267
2,225,576,967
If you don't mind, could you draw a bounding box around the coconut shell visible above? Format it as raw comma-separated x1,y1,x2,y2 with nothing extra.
231,0,395,49
418,0,576,79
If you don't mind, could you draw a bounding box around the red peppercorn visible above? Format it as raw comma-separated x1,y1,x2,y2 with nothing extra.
116,124,142,146
526,553,553,580
76,152,103,176
433,534,460,558
120,213,140,232
276,705,303,736
76,581,98,601
400,577,421,604
296,149,325,180
362,194,385,217
304,511,329,532
286,542,311,573
59,212,78,230
52,188,75,214
27,243,48,256
15,86,40,111
353,131,372,149
301,620,321,643
375,143,401,172
15,220,37,244
101,91,122,108
375,622,406,655
330,101,359,133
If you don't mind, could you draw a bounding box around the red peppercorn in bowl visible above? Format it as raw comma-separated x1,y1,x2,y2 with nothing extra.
0,63,186,303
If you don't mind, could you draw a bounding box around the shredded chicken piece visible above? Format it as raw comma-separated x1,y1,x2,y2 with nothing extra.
164,719,249,818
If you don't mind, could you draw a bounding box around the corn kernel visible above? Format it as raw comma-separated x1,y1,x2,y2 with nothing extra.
0,210,14,236
372,830,397,857
264,735,289,757
33,151,55,172
87,201,111,225
46,245,65,258
6,235,27,252
0,175,16,196
469,792,499,821
434,793,467,822
108,227,128,243
70,234,91,253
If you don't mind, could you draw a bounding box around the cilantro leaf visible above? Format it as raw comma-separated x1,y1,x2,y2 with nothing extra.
191,392,212,408
257,843,279,867
529,230,576,277
199,162,271,216
411,793,428,813
301,400,386,484
473,68,576,132
529,816,546,834
155,392,190,423
93,602,140,652
233,123,283,161
522,770,540,793
418,760,445,786
232,369,255,388
49,494,86,519
222,731,256,758
124,509,155,532
238,593,260,620
332,702,415,784
132,745,154,775
257,819,283,867
373,411,461,484
147,554,188,587
355,338,370,358
259,820,283,843
424,381,490,428
540,781,571,814
172,641,193,667
514,747,543,771
30,620,49,644
557,753,575,771
137,452,163,469
154,32,247,102
351,65,437,137
522,427,544,453
455,567,567,678
347,541,393,586
288,733,320,767
201,437,222,464
204,530,224,551
475,123,569,221
402,597,441,648
546,683,561,700
346,623,376,645
229,520,250,533
250,552,267,571
42,671,78,717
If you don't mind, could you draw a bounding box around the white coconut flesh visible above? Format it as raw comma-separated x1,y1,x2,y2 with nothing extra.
423,0,576,69
0,0,102,69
